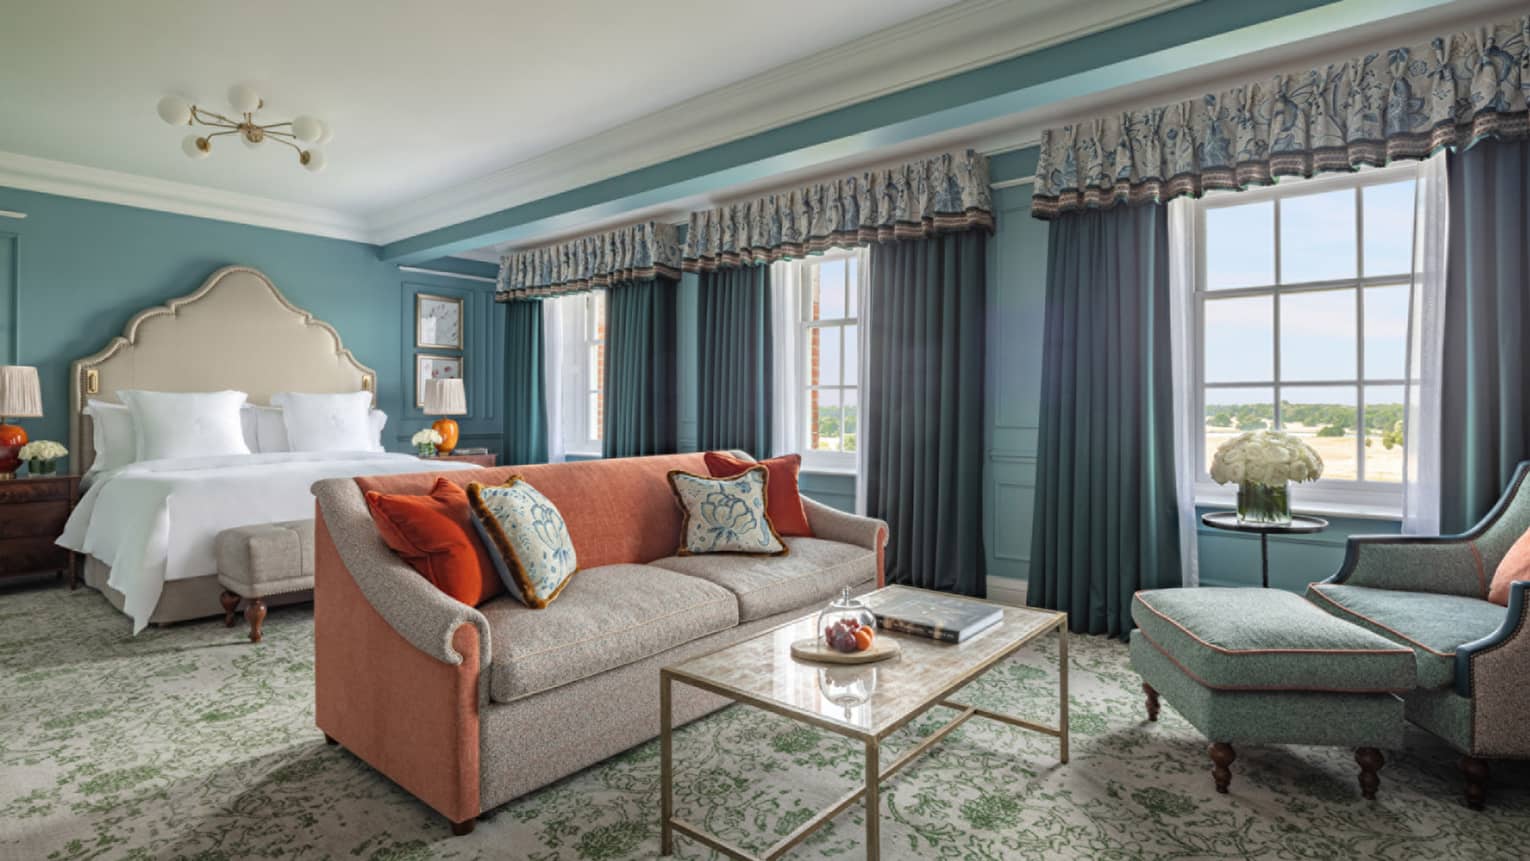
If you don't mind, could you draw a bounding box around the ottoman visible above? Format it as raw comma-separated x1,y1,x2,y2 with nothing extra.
1130,587,1416,798
215,519,315,643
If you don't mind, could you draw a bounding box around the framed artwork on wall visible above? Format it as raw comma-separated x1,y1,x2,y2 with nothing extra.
416,353,463,408
416,293,464,350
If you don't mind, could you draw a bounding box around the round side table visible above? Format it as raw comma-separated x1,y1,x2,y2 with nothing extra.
1200,512,1329,589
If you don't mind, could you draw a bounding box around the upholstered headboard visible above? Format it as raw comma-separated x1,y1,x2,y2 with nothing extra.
69,266,376,473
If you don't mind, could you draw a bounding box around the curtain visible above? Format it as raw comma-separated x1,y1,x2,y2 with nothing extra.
1029,204,1181,638
697,266,773,459
1166,198,1200,586
501,300,548,465
499,221,681,298
864,231,987,596
768,260,802,459
603,277,678,458
541,295,569,463
1403,153,1450,535
1440,138,1530,534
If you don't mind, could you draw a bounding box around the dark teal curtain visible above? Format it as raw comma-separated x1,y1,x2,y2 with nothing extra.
502,299,547,465
1441,138,1530,533
603,277,678,457
865,231,987,596
1029,204,1181,638
697,266,773,459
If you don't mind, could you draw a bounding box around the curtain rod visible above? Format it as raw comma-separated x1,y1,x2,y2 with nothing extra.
397,265,496,284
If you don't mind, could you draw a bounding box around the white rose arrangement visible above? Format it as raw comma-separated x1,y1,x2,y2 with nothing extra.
1209,430,1324,486
411,428,444,457
18,440,67,461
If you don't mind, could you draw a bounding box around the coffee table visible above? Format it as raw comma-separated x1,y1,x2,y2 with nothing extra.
659,585,1068,860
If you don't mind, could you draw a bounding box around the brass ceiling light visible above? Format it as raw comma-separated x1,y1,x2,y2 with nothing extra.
157,85,329,172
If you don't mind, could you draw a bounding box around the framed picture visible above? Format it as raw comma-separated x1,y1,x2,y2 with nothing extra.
416,293,464,350
416,353,463,408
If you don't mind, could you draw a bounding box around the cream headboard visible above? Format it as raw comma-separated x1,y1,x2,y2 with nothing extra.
70,266,377,473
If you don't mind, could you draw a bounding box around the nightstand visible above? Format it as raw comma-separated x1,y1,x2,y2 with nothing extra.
0,475,81,588
421,453,498,468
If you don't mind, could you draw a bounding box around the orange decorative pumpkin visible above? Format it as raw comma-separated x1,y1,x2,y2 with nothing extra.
431,418,460,455
0,422,26,476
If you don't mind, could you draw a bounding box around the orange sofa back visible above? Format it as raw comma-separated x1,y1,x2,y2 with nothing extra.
354,453,710,570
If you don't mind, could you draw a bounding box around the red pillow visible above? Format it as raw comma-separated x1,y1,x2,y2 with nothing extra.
704,452,813,537
365,477,502,606
1489,526,1530,606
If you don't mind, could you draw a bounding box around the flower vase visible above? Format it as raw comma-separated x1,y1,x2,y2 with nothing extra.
1237,480,1291,525
27,458,56,476
416,443,437,458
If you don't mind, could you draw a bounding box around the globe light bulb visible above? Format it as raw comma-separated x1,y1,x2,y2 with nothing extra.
157,95,191,126
301,149,326,173
182,135,210,159
315,120,333,145
228,84,261,114
291,115,322,143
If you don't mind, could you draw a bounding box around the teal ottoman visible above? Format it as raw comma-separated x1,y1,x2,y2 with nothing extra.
1130,588,1416,798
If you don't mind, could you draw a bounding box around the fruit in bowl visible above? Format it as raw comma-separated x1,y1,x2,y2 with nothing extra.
823,617,876,654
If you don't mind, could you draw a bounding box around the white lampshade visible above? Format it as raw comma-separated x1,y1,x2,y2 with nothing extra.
291,115,323,143
301,149,326,173
156,95,191,125
228,84,261,114
423,378,467,416
0,366,43,418
182,134,209,159
315,120,333,145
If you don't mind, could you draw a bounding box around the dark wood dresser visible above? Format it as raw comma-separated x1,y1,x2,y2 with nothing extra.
0,475,80,588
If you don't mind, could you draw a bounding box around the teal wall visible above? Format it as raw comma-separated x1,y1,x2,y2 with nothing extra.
0,186,501,467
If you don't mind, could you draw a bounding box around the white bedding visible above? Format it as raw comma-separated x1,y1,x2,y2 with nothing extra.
58,451,474,633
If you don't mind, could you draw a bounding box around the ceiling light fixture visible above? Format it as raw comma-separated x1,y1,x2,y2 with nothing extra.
156,85,330,173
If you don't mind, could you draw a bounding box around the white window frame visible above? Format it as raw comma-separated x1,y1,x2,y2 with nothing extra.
556,290,605,457
1190,164,1417,517
788,248,865,473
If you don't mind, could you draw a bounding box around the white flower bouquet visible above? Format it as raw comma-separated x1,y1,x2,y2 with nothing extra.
411,428,444,457
1209,430,1323,525
19,440,67,475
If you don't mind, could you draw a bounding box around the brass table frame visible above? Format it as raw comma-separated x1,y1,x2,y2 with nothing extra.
660,612,1068,860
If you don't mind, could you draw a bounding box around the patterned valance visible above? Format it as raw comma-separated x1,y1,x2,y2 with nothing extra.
1031,14,1529,219
683,149,993,271
497,220,682,300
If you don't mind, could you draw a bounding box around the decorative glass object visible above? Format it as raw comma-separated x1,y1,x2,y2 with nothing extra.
27,458,56,476
817,586,877,655
1237,480,1291,525
817,666,877,717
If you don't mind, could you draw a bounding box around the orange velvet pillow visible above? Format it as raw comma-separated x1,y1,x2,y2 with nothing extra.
365,476,502,606
1489,526,1530,606
704,451,813,537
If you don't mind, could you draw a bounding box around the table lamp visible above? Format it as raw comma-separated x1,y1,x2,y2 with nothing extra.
0,365,43,479
423,377,466,455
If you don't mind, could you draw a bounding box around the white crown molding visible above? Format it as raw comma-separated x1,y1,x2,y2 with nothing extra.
364,0,1191,245
0,150,370,242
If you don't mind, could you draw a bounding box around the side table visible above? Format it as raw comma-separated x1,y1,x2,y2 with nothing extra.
1200,511,1328,589
0,474,82,588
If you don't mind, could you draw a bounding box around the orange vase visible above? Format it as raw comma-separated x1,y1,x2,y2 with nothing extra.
432,418,460,455
0,422,27,477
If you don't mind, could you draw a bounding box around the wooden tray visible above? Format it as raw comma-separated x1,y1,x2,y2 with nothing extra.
790,636,901,665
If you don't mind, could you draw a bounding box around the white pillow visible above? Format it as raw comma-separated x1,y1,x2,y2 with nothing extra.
270,391,377,452
84,400,137,471
250,402,386,452
367,408,387,452
238,404,261,452
119,390,250,461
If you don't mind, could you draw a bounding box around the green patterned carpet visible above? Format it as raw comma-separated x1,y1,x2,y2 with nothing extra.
2,582,1527,861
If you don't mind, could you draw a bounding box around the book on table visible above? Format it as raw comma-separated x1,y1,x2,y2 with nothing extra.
861,586,1003,643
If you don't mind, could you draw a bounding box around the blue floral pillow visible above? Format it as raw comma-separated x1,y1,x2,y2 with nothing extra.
467,477,578,608
667,466,787,556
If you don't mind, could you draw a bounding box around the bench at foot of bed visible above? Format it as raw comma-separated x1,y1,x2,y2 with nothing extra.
215,519,314,643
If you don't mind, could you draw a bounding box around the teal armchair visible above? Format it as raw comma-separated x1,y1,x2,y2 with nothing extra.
1307,461,1530,809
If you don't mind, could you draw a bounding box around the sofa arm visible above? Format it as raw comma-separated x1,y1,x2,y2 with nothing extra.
312,477,491,667
802,496,889,585
1320,534,1485,598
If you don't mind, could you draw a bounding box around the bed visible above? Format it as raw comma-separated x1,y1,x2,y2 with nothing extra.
57,265,473,633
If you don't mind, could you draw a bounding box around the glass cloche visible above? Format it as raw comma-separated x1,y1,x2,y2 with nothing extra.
818,586,878,654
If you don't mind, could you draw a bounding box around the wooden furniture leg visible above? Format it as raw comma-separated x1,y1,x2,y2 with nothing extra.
449,818,475,836
1209,742,1236,794
219,590,240,627
864,736,880,860
323,733,338,746
1461,756,1489,810
1143,683,1160,722
1355,747,1384,800
244,597,267,643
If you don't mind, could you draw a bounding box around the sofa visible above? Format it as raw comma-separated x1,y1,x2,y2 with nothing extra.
310,452,888,835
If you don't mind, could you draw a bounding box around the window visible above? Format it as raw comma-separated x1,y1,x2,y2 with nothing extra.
1194,166,1416,513
782,249,865,470
583,291,606,449
552,290,606,456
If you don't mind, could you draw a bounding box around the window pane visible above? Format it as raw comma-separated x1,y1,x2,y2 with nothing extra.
1280,189,1357,283
818,326,843,388
842,388,859,453
817,259,847,319
812,388,842,452
1363,180,1415,277
588,392,603,441
590,291,606,340
847,256,860,317
1280,289,1356,381
1204,387,1274,468
1204,295,1273,383
1363,284,1409,380
1206,202,1274,290
1280,386,1359,481
842,324,859,384
1363,385,1405,483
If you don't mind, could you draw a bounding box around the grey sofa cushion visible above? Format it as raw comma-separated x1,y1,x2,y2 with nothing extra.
648,537,876,623
1307,583,1507,689
482,564,738,703
215,519,314,598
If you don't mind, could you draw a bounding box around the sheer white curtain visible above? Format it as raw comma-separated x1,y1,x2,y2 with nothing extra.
540,294,579,463
768,260,802,459
851,247,870,515
1403,153,1449,535
1167,198,1201,587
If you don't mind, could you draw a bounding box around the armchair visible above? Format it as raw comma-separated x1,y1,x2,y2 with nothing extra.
1306,461,1530,808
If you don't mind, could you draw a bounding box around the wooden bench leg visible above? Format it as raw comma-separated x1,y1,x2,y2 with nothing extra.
449,817,476,836
1355,747,1384,800
245,598,267,644
219,590,240,627
1143,683,1160,722
1461,756,1489,810
1209,742,1236,794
